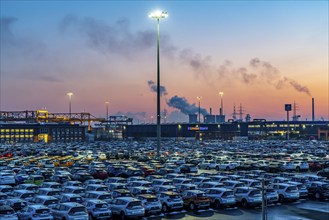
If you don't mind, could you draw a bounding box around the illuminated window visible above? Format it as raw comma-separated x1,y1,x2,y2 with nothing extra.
29,129,33,132
5,129,9,132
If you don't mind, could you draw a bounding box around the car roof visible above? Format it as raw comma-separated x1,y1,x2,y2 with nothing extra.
162,191,179,196
137,194,157,199
117,197,140,202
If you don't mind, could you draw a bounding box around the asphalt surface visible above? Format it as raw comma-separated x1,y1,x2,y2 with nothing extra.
145,200,329,220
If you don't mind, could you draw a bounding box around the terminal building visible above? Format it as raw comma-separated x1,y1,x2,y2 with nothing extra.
124,120,329,141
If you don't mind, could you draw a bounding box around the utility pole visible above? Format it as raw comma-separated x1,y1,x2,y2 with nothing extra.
262,179,267,220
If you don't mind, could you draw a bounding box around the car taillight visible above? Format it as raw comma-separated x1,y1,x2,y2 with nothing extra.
32,214,38,217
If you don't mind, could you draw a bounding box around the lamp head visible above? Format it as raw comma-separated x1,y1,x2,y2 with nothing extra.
149,10,168,19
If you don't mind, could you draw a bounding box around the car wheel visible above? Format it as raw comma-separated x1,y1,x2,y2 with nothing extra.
315,192,321,200
279,195,284,203
226,167,230,171
162,204,169,213
214,200,221,209
189,202,196,210
120,211,126,220
216,166,220,171
296,167,300,172
241,199,248,208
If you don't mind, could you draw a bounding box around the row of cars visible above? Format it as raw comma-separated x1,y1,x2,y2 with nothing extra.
0,139,328,220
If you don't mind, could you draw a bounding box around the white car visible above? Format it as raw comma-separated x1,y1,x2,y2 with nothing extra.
17,205,53,220
158,191,183,213
136,194,162,216
0,173,16,185
51,202,88,220
83,199,112,220
109,197,145,219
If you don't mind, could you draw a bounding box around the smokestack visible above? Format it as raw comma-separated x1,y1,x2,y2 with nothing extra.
312,97,315,121
210,108,212,115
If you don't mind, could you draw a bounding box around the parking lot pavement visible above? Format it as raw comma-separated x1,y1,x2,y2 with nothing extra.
157,200,329,220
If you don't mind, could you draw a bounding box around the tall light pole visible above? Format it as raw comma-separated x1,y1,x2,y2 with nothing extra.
219,92,224,115
105,101,109,122
67,92,73,119
149,10,168,159
197,96,202,124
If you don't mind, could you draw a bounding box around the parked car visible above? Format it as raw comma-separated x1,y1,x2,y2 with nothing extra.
181,190,210,210
204,187,236,208
305,181,329,200
271,183,300,203
317,168,329,179
32,195,59,208
234,187,262,208
17,205,53,220
83,199,112,220
136,194,162,216
0,205,18,220
108,197,145,219
158,191,183,213
51,202,88,220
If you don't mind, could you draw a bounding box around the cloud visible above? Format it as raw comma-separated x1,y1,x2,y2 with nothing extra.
147,80,168,96
60,15,165,58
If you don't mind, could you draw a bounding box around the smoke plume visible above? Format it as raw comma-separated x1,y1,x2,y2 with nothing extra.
115,111,146,122
167,95,209,116
147,80,168,96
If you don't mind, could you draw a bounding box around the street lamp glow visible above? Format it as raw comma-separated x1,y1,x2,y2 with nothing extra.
149,10,168,19
149,10,168,159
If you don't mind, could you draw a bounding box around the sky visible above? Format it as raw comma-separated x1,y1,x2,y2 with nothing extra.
1,0,328,123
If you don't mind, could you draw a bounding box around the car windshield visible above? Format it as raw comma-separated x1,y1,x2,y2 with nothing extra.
146,198,158,202
95,203,107,208
71,197,83,202
44,200,58,205
70,207,86,214
36,209,50,214
249,190,261,197
96,187,107,191
0,209,15,215
22,193,34,198
99,195,111,200
222,191,234,197
286,186,298,192
169,195,180,199
197,193,206,197
128,201,142,208
322,184,329,189
49,192,60,196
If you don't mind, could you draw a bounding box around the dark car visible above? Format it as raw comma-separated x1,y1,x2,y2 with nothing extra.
90,169,109,180
305,181,329,200
317,168,329,179
72,172,94,182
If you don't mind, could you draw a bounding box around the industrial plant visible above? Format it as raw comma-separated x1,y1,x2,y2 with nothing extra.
0,97,328,143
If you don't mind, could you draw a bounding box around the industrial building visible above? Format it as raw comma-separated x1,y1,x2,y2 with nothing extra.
124,120,329,141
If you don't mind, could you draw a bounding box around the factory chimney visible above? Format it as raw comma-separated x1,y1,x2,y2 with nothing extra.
210,108,212,115
312,97,315,121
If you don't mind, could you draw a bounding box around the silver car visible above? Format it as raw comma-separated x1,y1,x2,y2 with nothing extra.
109,197,145,219
17,205,53,220
51,202,88,220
